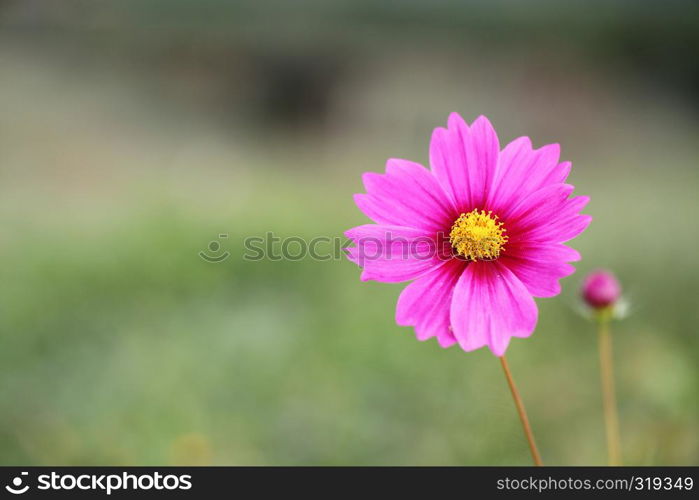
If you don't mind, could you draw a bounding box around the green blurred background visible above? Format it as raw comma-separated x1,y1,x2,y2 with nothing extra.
1,0,698,465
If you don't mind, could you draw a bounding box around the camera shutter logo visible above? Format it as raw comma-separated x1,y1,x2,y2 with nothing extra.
5,472,29,495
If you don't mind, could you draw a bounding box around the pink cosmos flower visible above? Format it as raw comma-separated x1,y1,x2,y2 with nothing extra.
345,113,591,356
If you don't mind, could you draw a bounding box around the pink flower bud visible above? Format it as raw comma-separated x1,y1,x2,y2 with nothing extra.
582,270,621,309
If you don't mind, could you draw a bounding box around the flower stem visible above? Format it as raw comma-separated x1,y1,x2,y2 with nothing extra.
597,314,621,465
499,355,543,466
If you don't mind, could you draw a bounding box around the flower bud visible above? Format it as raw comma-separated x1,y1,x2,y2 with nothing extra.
582,270,621,309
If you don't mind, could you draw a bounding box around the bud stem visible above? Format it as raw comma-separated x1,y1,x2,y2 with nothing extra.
597,315,621,465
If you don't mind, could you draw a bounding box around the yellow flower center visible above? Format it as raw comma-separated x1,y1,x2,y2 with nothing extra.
449,209,508,261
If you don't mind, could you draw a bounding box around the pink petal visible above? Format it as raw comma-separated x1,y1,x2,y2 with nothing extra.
345,224,448,283
488,138,568,213
542,160,572,186
524,198,591,243
430,113,500,212
501,242,580,297
354,159,455,232
396,258,465,347
505,183,591,243
450,261,538,356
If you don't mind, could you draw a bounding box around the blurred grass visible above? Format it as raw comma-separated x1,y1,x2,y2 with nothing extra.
0,36,698,465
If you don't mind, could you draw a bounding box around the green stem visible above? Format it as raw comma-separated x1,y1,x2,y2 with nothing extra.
597,314,621,465
500,355,543,466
